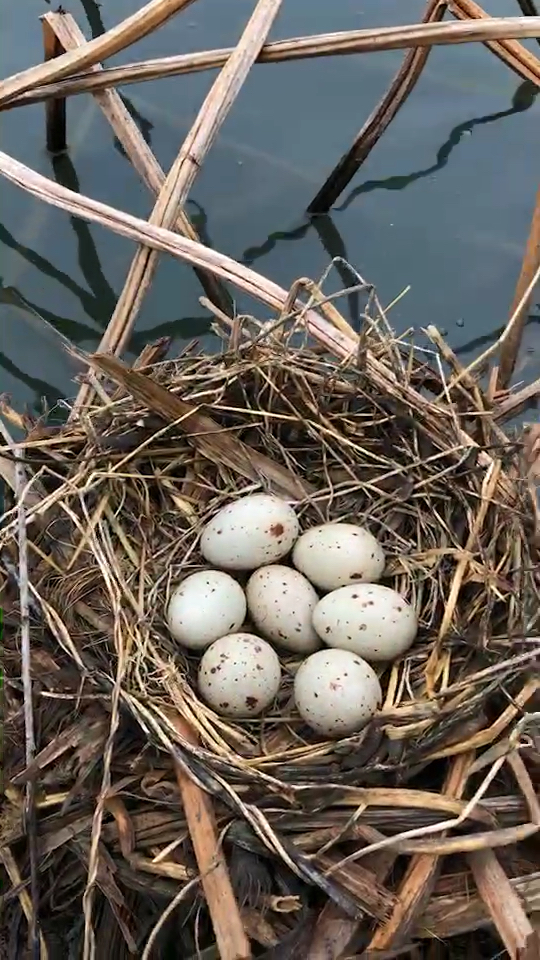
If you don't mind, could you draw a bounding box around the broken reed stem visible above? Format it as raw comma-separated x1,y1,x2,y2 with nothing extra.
70,0,282,420
367,753,473,952
449,0,540,84
4,17,540,109
41,17,66,154
308,828,397,959
169,712,251,960
0,847,49,960
497,182,540,390
468,850,534,957
308,0,446,214
44,12,232,320
0,0,198,106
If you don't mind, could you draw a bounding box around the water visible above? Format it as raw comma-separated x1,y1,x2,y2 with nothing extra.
1,0,539,417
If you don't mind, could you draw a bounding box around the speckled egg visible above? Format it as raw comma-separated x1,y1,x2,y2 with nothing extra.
166,570,247,650
198,633,281,717
292,522,385,591
246,564,320,654
294,648,381,738
313,583,417,662
200,494,299,571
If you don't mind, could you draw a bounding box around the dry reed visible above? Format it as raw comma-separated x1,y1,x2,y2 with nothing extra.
2,16,540,110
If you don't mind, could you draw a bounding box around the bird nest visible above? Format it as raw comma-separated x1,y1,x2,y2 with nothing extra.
2,286,540,958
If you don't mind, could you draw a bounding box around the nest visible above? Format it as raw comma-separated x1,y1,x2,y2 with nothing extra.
2,287,540,959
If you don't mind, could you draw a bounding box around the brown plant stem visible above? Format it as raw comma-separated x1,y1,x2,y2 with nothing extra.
0,0,198,106
169,711,251,960
70,0,282,419
43,11,233,322
449,0,540,84
42,17,66,153
3,17,540,110
308,0,446,214
497,182,540,390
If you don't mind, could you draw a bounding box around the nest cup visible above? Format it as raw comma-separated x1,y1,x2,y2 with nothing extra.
2,305,540,955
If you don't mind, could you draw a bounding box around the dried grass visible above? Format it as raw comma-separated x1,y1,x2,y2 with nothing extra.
2,272,540,957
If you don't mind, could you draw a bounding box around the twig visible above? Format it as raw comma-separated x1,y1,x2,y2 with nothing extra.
308,0,446,213
446,259,540,389
14,442,41,958
449,1,540,84
4,17,540,109
169,712,251,960
506,750,540,825
70,0,282,419
41,17,66,153
497,182,540,389
0,0,198,106
141,877,200,960
421,871,540,939
493,375,540,420
44,12,233,325
0,847,49,959
307,826,396,959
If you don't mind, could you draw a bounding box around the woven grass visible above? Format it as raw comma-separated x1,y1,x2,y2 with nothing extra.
2,279,540,957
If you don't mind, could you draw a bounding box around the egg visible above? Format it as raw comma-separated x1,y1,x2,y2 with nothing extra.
166,570,247,650
246,565,320,654
200,494,299,571
313,583,417,662
294,648,381,738
292,522,385,591
198,633,281,717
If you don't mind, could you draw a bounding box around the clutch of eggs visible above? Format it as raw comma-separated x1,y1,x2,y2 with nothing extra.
162,493,418,734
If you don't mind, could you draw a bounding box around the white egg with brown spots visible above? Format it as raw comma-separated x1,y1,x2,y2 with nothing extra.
313,583,417,662
292,522,385,591
200,494,299,571
246,564,320,654
166,570,246,650
294,648,381,738
198,633,281,718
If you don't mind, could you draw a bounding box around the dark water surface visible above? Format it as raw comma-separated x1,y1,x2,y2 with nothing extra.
1,0,539,416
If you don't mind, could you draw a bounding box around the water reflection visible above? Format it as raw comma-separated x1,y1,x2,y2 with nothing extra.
454,310,540,358
79,0,106,40
51,154,118,319
336,81,538,211
243,81,538,269
1,79,538,407
0,348,63,407
0,221,104,325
